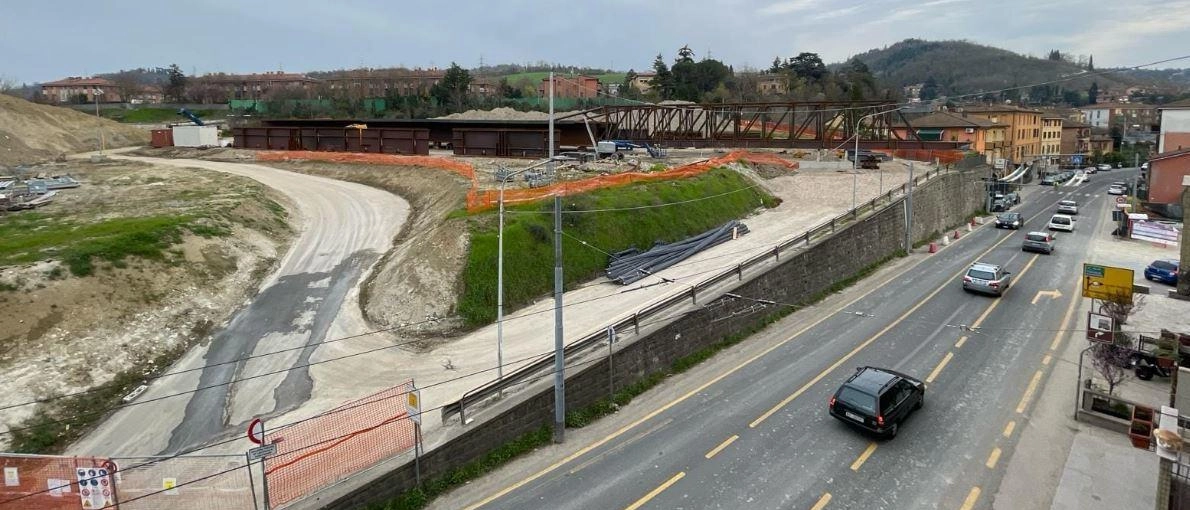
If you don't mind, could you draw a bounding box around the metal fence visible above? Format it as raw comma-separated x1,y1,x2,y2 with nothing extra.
264,380,417,508
110,454,254,510
443,165,950,424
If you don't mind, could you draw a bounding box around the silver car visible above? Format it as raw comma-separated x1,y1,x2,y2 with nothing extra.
962,262,1013,296
1021,231,1055,254
1057,200,1078,215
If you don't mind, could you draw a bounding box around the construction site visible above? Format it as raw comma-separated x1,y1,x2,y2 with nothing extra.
0,92,975,509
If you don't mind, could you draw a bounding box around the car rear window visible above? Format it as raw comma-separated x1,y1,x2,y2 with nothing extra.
1026,234,1049,242
1153,261,1177,270
1060,201,1076,206
837,386,875,413
1051,216,1070,225
967,269,996,280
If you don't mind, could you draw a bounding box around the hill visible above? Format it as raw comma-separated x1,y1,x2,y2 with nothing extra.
849,39,1187,101
0,95,149,167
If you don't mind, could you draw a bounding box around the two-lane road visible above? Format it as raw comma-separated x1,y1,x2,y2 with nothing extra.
457,171,1131,510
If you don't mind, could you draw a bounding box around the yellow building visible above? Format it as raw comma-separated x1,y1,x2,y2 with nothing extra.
1040,113,1064,163
961,105,1043,164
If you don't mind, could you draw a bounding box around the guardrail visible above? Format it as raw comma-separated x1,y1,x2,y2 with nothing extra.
442,166,947,425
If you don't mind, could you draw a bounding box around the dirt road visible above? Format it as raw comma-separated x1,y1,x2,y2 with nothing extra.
68,155,409,456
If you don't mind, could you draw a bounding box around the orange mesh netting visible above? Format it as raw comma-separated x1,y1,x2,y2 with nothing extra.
465,151,798,212
256,150,477,182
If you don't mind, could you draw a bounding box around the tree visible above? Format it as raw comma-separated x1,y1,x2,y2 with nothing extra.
1047,49,1063,61
620,70,643,100
676,45,695,64
110,71,143,103
164,64,187,103
498,78,521,99
1091,337,1133,396
1088,81,1099,104
648,54,675,100
920,76,939,101
769,57,782,74
1088,54,1094,71
788,52,827,83
430,62,472,112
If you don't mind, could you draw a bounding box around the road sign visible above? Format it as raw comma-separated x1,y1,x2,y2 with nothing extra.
247,418,264,445
1116,196,1127,204
247,443,277,461
406,385,422,425
1086,312,1115,343
1072,155,1083,165
1082,263,1134,302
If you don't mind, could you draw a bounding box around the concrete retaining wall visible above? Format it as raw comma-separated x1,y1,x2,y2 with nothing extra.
318,168,988,509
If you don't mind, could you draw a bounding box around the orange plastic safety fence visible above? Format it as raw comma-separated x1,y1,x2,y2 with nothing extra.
256,150,477,183
262,381,417,507
112,455,255,510
0,454,114,510
466,151,798,212
875,149,965,165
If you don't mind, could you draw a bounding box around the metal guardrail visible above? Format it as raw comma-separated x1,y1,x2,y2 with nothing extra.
442,166,946,424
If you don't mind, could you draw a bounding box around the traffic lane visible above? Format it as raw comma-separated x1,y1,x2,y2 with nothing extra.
472,178,1099,508
818,196,1110,509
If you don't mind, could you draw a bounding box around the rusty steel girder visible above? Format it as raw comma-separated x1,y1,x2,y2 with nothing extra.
560,101,961,150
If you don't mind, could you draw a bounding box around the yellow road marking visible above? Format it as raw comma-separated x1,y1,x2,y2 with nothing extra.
1042,354,1052,365
959,487,982,510
1049,275,1082,351
850,442,878,471
970,254,1037,330
985,447,1002,469
955,335,968,349
468,198,1029,509
1003,421,1016,438
704,435,739,459
926,352,954,384
810,492,832,510
624,472,685,510
1016,370,1044,414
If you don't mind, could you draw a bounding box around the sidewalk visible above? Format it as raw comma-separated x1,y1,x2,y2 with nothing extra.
996,189,1187,510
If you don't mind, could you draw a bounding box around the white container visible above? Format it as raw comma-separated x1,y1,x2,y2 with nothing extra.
172,125,219,147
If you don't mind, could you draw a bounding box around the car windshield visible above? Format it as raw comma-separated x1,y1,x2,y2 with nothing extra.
967,269,996,280
1052,217,1070,225
837,386,875,413
1026,234,1049,242
999,213,1018,220
1152,261,1177,270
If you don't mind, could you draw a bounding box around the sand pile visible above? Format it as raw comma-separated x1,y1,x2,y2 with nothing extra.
0,94,149,166
435,107,586,121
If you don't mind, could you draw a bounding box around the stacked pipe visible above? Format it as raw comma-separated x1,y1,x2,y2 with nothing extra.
606,221,750,285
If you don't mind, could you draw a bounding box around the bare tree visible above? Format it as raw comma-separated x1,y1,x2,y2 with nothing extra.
1091,337,1133,395
0,75,19,96
1099,290,1145,327
109,71,143,103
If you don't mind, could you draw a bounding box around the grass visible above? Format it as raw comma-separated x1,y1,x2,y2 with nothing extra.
0,213,231,276
99,108,225,124
375,251,903,509
457,168,777,327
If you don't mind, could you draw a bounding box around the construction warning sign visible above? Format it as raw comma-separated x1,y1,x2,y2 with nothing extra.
1082,263,1134,302
75,468,114,508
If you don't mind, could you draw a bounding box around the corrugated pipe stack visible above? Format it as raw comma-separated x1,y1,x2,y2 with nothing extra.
606,220,750,285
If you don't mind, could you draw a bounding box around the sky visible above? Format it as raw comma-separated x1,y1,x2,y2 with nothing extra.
2,0,1189,84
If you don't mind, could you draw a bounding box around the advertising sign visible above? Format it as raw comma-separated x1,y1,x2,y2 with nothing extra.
1130,220,1180,247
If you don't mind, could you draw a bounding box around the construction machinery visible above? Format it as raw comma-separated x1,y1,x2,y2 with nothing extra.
177,108,205,126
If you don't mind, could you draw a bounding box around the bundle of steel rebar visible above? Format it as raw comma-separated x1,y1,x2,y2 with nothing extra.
606,220,749,285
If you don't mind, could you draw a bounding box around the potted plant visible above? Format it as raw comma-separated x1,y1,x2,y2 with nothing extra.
1133,405,1155,425
1130,420,1153,449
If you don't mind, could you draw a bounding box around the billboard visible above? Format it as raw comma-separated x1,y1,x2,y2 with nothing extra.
1130,220,1180,247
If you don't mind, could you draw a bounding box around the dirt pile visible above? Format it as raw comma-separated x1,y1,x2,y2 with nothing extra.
0,95,149,167
435,107,584,121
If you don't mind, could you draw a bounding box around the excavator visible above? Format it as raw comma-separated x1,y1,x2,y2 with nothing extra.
176,108,204,126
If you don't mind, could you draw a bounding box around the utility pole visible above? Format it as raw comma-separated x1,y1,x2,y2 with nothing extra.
550,72,566,444
905,162,914,252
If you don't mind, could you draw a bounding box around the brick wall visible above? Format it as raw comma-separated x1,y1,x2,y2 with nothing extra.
320,168,988,509
1180,187,1190,298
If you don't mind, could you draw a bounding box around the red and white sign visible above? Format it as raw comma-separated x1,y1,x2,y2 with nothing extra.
1116,196,1127,204
247,418,264,445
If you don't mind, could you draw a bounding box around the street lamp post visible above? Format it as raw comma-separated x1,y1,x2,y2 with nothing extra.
853,109,896,210
93,87,105,153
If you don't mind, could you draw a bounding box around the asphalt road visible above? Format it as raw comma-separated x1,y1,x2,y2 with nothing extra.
463,170,1136,510
69,156,408,456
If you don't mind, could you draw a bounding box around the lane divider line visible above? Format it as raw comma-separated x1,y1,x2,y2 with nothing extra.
955,335,968,349
926,352,955,384
985,447,1002,469
850,442,878,471
960,487,982,510
704,435,739,459
1016,370,1044,414
624,471,685,510
811,492,832,510
1003,421,1016,438
1042,354,1052,366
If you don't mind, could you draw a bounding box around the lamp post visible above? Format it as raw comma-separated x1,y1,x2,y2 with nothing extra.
853,109,896,210
93,87,105,153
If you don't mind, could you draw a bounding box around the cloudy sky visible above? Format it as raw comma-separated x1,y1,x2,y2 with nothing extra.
2,0,1188,83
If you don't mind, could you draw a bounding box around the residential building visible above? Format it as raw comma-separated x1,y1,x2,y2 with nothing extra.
540,74,600,98
630,73,656,93
40,77,121,103
316,68,445,99
1145,147,1190,205
1060,120,1091,161
1158,99,1190,153
188,71,320,102
891,111,1007,164
960,104,1043,164
1089,134,1114,155
1079,103,1159,132
470,78,498,98
756,74,787,95
1040,114,1064,162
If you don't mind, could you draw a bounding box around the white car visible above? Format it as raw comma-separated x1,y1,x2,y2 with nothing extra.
1057,200,1079,215
1108,184,1127,195
1097,163,1112,171
1141,162,1150,171
1048,214,1076,232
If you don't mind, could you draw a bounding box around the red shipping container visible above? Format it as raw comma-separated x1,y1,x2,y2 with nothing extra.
150,129,173,148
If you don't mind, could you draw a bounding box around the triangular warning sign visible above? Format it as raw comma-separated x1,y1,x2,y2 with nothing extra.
82,500,93,509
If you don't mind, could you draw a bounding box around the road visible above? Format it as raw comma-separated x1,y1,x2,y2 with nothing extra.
451,171,1132,510
69,155,409,456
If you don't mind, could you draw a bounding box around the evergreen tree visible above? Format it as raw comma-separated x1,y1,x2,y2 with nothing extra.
431,62,473,111
649,54,676,100
920,76,939,101
164,64,187,102
1088,81,1099,104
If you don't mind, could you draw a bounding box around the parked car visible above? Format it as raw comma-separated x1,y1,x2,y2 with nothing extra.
829,366,924,438
1141,162,1150,171
1040,176,1058,186
962,262,1013,296
1047,214,1075,232
1021,231,1055,254
1057,200,1079,215
1098,163,1112,171
1085,167,1097,175
995,212,1023,229
991,199,1010,212
1004,191,1021,205
1144,259,1180,285
1107,184,1127,195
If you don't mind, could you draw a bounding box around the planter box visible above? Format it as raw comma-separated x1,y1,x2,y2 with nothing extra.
1130,421,1153,449
1157,357,1176,369
1133,405,1155,425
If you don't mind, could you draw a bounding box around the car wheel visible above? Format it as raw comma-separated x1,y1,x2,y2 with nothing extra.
1145,274,1153,281
887,422,899,439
